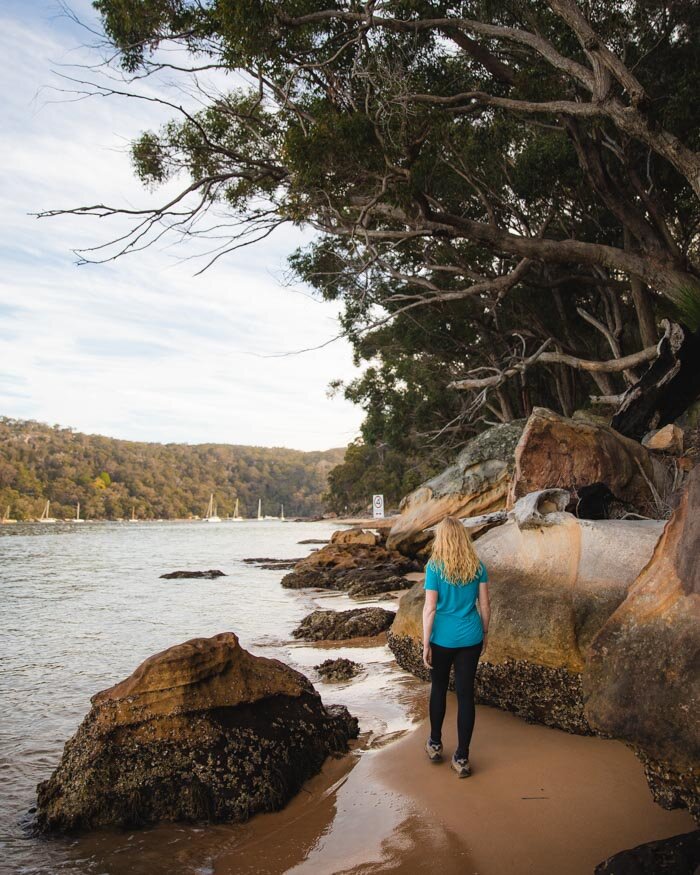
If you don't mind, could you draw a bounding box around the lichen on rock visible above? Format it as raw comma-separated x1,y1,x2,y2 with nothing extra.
386,420,525,556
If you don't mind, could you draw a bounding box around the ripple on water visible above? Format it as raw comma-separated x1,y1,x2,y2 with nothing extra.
0,520,424,875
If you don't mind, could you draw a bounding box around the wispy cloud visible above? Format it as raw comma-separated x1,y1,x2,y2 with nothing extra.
0,2,363,450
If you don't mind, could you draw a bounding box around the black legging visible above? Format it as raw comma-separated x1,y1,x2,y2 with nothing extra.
429,640,483,760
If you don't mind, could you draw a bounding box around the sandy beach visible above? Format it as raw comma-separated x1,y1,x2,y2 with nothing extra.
213,691,695,875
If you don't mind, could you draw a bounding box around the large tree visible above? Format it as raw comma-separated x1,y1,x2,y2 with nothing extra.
44,0,699,447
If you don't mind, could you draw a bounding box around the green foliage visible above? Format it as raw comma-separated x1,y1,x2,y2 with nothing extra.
324,439,436,514
86,0,700,512
0,418,343,521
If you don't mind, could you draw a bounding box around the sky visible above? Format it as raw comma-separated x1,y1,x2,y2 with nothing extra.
0,1,365,451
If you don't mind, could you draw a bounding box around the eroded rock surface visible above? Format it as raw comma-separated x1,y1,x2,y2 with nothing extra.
330,529,379,547
388,515,663,733
281,539,418,591
36,633,357,832
386,421,525,556
585,466,700,820
293,608,395,641
509,407,662,514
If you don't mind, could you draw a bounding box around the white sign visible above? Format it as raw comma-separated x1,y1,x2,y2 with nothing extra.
372,494,385,519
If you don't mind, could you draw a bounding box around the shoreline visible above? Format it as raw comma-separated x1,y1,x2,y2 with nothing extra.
213,697,695,874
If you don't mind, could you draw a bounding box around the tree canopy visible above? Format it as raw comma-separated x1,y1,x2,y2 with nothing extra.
42,0,700,508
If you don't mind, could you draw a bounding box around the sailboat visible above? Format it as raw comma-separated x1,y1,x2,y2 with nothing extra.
1,505,17,524
231,498,244,521
203,493,221,523
39,500,57,523
280,504,285,521
257,499,263,521
74,502,85,523
129,505,138,523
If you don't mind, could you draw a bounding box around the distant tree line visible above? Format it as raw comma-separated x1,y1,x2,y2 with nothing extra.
0,418,344,521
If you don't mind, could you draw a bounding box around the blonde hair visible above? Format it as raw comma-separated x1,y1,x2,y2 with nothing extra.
430,517,480,584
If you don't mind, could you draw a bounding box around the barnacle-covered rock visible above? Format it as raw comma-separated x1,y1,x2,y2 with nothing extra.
35,633,358,832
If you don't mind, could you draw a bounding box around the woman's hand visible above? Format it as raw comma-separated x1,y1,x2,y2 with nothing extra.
481,632,488,657
422,644,432,670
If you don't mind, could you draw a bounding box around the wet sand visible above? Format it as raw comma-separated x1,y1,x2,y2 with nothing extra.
215,697,695,875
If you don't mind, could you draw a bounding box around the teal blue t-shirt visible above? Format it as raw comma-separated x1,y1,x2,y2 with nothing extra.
424,559,488,648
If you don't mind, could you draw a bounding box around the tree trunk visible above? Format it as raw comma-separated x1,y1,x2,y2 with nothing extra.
624,228,658,348
611,321,700,439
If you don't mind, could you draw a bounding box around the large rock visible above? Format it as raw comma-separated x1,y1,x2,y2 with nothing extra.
508,407,662,513
387,421,525,555
642,424,684,455
292,608,395,641
35,633,358,832
594,829,700,874
388,514,663,733
330,528,379,547
584,466,700,820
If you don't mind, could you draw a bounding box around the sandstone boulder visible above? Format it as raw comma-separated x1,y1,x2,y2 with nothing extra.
387,421,525,556
584,466,700,820
388,514,663,733
642,424,684,455
292,608,395,641
330,528,379,547
36,633,357,832
508,408,662,514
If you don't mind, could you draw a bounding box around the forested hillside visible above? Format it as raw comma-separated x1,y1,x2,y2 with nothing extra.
0,418,344,520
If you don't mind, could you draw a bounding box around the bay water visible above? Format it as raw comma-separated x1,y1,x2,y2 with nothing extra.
0,520,422,874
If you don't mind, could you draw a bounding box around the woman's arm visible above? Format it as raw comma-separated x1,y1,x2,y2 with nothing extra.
478,581,491,654
422,589,438,668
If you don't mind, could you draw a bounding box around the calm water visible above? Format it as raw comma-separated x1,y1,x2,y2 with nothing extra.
0,520,421,875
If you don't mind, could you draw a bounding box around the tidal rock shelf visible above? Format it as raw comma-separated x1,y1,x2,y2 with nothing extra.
160,569,226,579
293,608,395,642
281,526,419,589
35,633,358,833
388,513,663,734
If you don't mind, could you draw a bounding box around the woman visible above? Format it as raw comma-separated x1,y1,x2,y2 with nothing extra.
422,516,490,777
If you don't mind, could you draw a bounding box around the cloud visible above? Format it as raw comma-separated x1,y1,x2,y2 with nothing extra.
0,3,364,451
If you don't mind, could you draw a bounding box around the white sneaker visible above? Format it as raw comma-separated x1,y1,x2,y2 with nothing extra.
425,738,443,762
451,755,471,778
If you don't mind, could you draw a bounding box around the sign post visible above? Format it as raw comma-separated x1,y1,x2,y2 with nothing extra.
372,494,385,519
